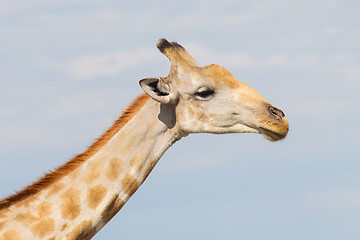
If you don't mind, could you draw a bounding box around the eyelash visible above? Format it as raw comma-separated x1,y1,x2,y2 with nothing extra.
194,89,215,98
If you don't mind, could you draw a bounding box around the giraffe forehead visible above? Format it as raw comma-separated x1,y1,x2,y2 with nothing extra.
174,64,242,91
201,64,242,88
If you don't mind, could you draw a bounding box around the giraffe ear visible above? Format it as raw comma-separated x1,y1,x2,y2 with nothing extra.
139,78,176,104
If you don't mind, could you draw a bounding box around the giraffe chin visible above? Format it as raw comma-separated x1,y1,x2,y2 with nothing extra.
259,127,288,141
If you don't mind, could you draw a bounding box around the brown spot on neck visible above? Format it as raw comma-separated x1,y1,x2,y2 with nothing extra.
31,218,55,238
106,157,123,182
14,212,38,226
61,224,68,231
36,201,52,218
1,230,21,240
61,188,81,220
121,173,139,196
66,220,96,240
101,195,126,224
0,221,6,232
82,159,103,184
0,94,150,210
86,184,107,209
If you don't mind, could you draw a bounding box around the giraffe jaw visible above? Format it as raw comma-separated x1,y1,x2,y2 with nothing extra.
259,127,288,141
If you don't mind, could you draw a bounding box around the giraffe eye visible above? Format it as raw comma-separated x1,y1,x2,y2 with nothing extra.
194,89,215,99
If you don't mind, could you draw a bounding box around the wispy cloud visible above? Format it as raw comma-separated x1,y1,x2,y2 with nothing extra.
307,188,360,210
342,66,360,86
185,42,321,69
52,48,157,79
0,0,80,15
52,41,326,80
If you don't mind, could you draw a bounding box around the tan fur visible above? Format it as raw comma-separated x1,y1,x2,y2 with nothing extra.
36,201,52,218
60,188,81,220
0,230,21,240
0,94,150,210
101,195,125,223
142,161,157,182
120,174,138,196
82,159,103,184
46,182,66,197
0,211,7,219
66,220,95,240
105,157,123,182
30,218,55,238
61,224,68,231
202,64,240,89
170,42,198,67
130,155,145,173
0,223,5,232
14,195,39,209
86,185,107,209
14,213,37,226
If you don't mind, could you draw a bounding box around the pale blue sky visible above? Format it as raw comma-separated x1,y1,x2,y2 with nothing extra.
0,0,359,239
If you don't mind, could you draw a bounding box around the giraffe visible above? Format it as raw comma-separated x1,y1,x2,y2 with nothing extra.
0,39,289,240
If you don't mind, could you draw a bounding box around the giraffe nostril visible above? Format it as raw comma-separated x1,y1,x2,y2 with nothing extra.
268,106,285,120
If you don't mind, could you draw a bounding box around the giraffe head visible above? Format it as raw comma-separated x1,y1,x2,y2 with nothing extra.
140,39,289,141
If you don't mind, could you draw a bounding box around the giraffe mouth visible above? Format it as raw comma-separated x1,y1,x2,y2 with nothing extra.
258,116,289,141
259,127,288,141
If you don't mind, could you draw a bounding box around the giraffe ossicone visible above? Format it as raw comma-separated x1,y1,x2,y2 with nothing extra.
0,39,289,239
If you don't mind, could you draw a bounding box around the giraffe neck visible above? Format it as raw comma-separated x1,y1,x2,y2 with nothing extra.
0,97,183,240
